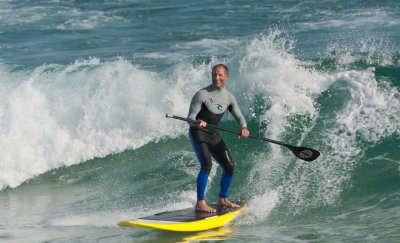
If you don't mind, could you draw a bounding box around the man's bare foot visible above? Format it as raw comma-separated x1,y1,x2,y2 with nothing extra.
195,200,216,213
217,198,240,208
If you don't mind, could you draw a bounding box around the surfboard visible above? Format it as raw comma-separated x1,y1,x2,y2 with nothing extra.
117,203,246,232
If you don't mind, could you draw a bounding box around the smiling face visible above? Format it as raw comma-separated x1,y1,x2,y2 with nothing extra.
211,65,229,89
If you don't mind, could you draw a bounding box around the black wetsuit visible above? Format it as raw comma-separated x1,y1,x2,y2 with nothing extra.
187,85,247,200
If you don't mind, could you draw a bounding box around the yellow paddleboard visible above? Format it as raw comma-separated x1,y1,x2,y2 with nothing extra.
118,203,246,232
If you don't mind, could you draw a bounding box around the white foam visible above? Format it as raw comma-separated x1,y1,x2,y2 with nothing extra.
178,38,241,54
237,30,400,219
0,58,198,189
300,8,400,30
0,1,124,30
239,30,332,136
226,31,329,220
0,3,46,26
275,67,399,215
335,69,400,140
56,8,125,30
49,190,197,227
241,189,280,224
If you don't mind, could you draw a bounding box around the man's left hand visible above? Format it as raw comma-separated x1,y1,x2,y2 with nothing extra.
240,128,250,138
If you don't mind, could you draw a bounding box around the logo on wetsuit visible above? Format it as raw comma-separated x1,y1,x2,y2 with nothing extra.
208,98,224,112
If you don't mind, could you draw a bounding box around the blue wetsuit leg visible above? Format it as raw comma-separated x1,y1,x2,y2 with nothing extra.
211,148,234,199
219,172,232,198
189,132,212,201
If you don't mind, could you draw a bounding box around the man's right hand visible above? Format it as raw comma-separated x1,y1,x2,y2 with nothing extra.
197,120,207,128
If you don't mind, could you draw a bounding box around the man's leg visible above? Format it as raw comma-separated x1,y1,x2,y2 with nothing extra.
189,133,216,213
211,142,240,208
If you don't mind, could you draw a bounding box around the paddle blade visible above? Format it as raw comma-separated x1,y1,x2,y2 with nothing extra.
287,146,321,162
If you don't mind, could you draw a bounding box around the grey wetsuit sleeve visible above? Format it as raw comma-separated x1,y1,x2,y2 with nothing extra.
229,94,247,128
187,90,203,124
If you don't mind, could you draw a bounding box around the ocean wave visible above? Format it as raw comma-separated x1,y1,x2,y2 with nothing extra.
1,30,399,223
0,58,189,189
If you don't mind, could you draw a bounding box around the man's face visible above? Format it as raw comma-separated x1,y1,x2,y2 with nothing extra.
211,66,229,89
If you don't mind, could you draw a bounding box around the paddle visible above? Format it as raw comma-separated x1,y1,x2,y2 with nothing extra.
166,114,320,162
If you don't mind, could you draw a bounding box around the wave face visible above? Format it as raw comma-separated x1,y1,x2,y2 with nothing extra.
0,0,399,242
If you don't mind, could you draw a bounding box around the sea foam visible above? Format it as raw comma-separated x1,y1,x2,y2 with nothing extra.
0,58,197,189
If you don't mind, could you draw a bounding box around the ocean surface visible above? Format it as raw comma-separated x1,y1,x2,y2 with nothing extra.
1,0,400,242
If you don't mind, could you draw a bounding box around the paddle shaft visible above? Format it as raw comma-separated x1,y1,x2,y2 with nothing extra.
166,114,287,145
165,114,320,162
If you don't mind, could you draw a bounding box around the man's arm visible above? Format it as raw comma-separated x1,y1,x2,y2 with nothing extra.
228,95,249,137
187,91,206,127
228,95,247,128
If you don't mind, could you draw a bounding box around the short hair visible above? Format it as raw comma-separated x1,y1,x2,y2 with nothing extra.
212,64,229,75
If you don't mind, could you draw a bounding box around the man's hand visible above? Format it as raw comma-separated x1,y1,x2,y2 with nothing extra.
197,120,207,128
240,127,250,137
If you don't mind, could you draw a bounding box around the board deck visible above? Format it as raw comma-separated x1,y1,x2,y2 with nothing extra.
118,203,246,232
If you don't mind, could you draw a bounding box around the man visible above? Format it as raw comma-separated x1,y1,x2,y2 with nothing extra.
187,64,250,213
